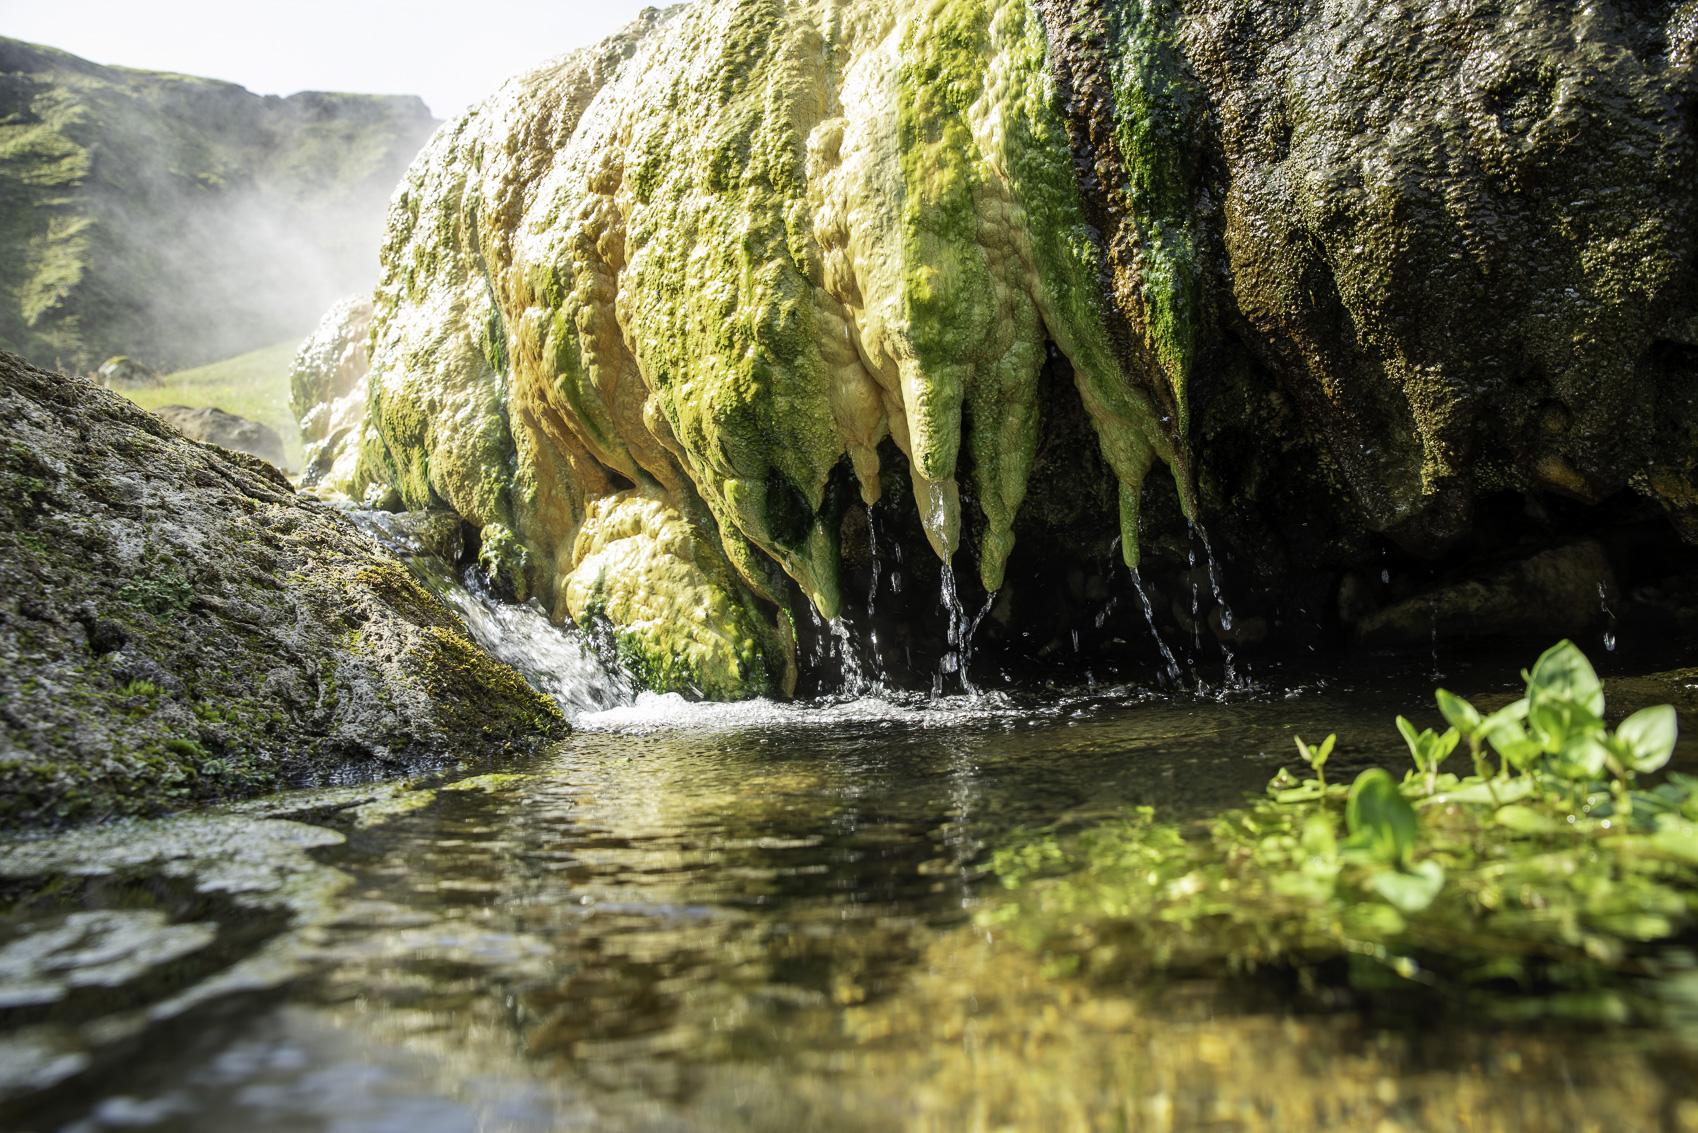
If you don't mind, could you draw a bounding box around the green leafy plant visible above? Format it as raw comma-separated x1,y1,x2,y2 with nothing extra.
1435,640,1678,817
1294,732,1334,788
983,641,1693,1022
1395,715,1458,795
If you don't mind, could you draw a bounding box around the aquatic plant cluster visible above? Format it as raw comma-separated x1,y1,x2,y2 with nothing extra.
985,642,1698,1023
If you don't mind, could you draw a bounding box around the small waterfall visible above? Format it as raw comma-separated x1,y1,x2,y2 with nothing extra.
1599,583,1618,652
448,571,638,717
830,616,875,696
345,507,636,719
937,564,994,697
1194,526,1243,690
1130,568,1184,685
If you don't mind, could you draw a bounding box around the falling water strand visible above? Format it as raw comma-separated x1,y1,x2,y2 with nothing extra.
963,590,997,697
829,617,873,696
866,505,881,613
1599,583,1618,652
936,564,989,696
1430,601,1442,681
805,600,836,678
1193,525,1243,690
1130,569,1184,684
1187,543,1202,657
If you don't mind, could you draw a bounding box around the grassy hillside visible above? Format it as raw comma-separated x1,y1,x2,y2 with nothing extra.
122,342,303,471
0,37,437,373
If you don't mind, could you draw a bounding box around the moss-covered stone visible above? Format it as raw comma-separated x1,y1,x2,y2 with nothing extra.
353,0,1191,697
339,0,1696,695
0,352,565,830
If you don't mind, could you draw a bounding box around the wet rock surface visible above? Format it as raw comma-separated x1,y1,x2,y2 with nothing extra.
152,405,289,473
323,0,1697,698
0,352,565,829
290,295,371,496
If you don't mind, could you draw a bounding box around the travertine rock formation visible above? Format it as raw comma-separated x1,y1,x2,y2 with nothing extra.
292,295,374,493
325,0,1696,696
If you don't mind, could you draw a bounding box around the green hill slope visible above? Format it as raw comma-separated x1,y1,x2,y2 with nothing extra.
0,37,437,373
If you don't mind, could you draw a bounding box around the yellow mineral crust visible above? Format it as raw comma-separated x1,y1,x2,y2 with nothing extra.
565,491,776,699
357,0,1179,697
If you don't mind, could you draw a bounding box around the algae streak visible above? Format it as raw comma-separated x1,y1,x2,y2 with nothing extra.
354,0,1183,697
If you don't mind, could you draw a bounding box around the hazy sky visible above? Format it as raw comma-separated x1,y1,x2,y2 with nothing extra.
0,0,662,119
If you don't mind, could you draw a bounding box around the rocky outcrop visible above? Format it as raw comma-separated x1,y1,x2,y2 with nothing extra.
0,38,439,373
0,352,565,829
95,356,158,389
337,0,1698,696
154,404,289,472
1352,540,1615,647
292,295,372,496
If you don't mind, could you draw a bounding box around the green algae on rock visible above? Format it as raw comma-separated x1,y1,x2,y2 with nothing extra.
349,0,1185,696
328,0,1698,698
0,352,564,830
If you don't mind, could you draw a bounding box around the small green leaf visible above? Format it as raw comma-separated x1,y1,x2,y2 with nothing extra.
1369,860,1445,914
1435,688,1482,734
1431,727,1460,765
1346,768,1418,865
1294,733,1334,771
1549,734,1609,782
1479,698,1529,732
1396,715,1421,764
1525,639,1605,716
1529,698,1604,753
1494,804,1562,834
1615,704,1678,774
1485,716,1542,771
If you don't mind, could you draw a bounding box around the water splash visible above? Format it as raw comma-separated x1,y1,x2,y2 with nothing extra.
1130,569,1184,685
450,571,638,718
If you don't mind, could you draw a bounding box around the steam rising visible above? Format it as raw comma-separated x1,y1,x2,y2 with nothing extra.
0,36,439,373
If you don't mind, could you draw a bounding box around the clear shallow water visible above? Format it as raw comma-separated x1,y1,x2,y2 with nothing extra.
5,674,1698,1132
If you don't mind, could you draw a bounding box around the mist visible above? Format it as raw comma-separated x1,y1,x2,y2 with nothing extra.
0,38,439,374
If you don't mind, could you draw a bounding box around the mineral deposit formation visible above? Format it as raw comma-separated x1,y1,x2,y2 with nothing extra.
298,0,1698,698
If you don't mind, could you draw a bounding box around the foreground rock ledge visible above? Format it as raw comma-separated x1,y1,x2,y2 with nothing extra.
0,353,565,829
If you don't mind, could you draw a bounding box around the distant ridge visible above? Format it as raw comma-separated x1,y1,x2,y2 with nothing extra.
0,37,440,372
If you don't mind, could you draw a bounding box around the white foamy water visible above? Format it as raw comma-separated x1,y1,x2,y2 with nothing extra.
572,688,1026,734
443,574,639,718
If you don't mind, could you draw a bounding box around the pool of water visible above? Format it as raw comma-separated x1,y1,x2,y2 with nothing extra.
5,659,1698,1132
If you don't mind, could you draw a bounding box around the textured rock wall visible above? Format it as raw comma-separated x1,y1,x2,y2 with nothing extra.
0,353,564,829
334,0,1698,696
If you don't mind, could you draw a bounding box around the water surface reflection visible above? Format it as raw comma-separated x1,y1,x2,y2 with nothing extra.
7,677,1698,1131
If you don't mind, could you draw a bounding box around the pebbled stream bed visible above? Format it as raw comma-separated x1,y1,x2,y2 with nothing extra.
5,661,1698,1132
